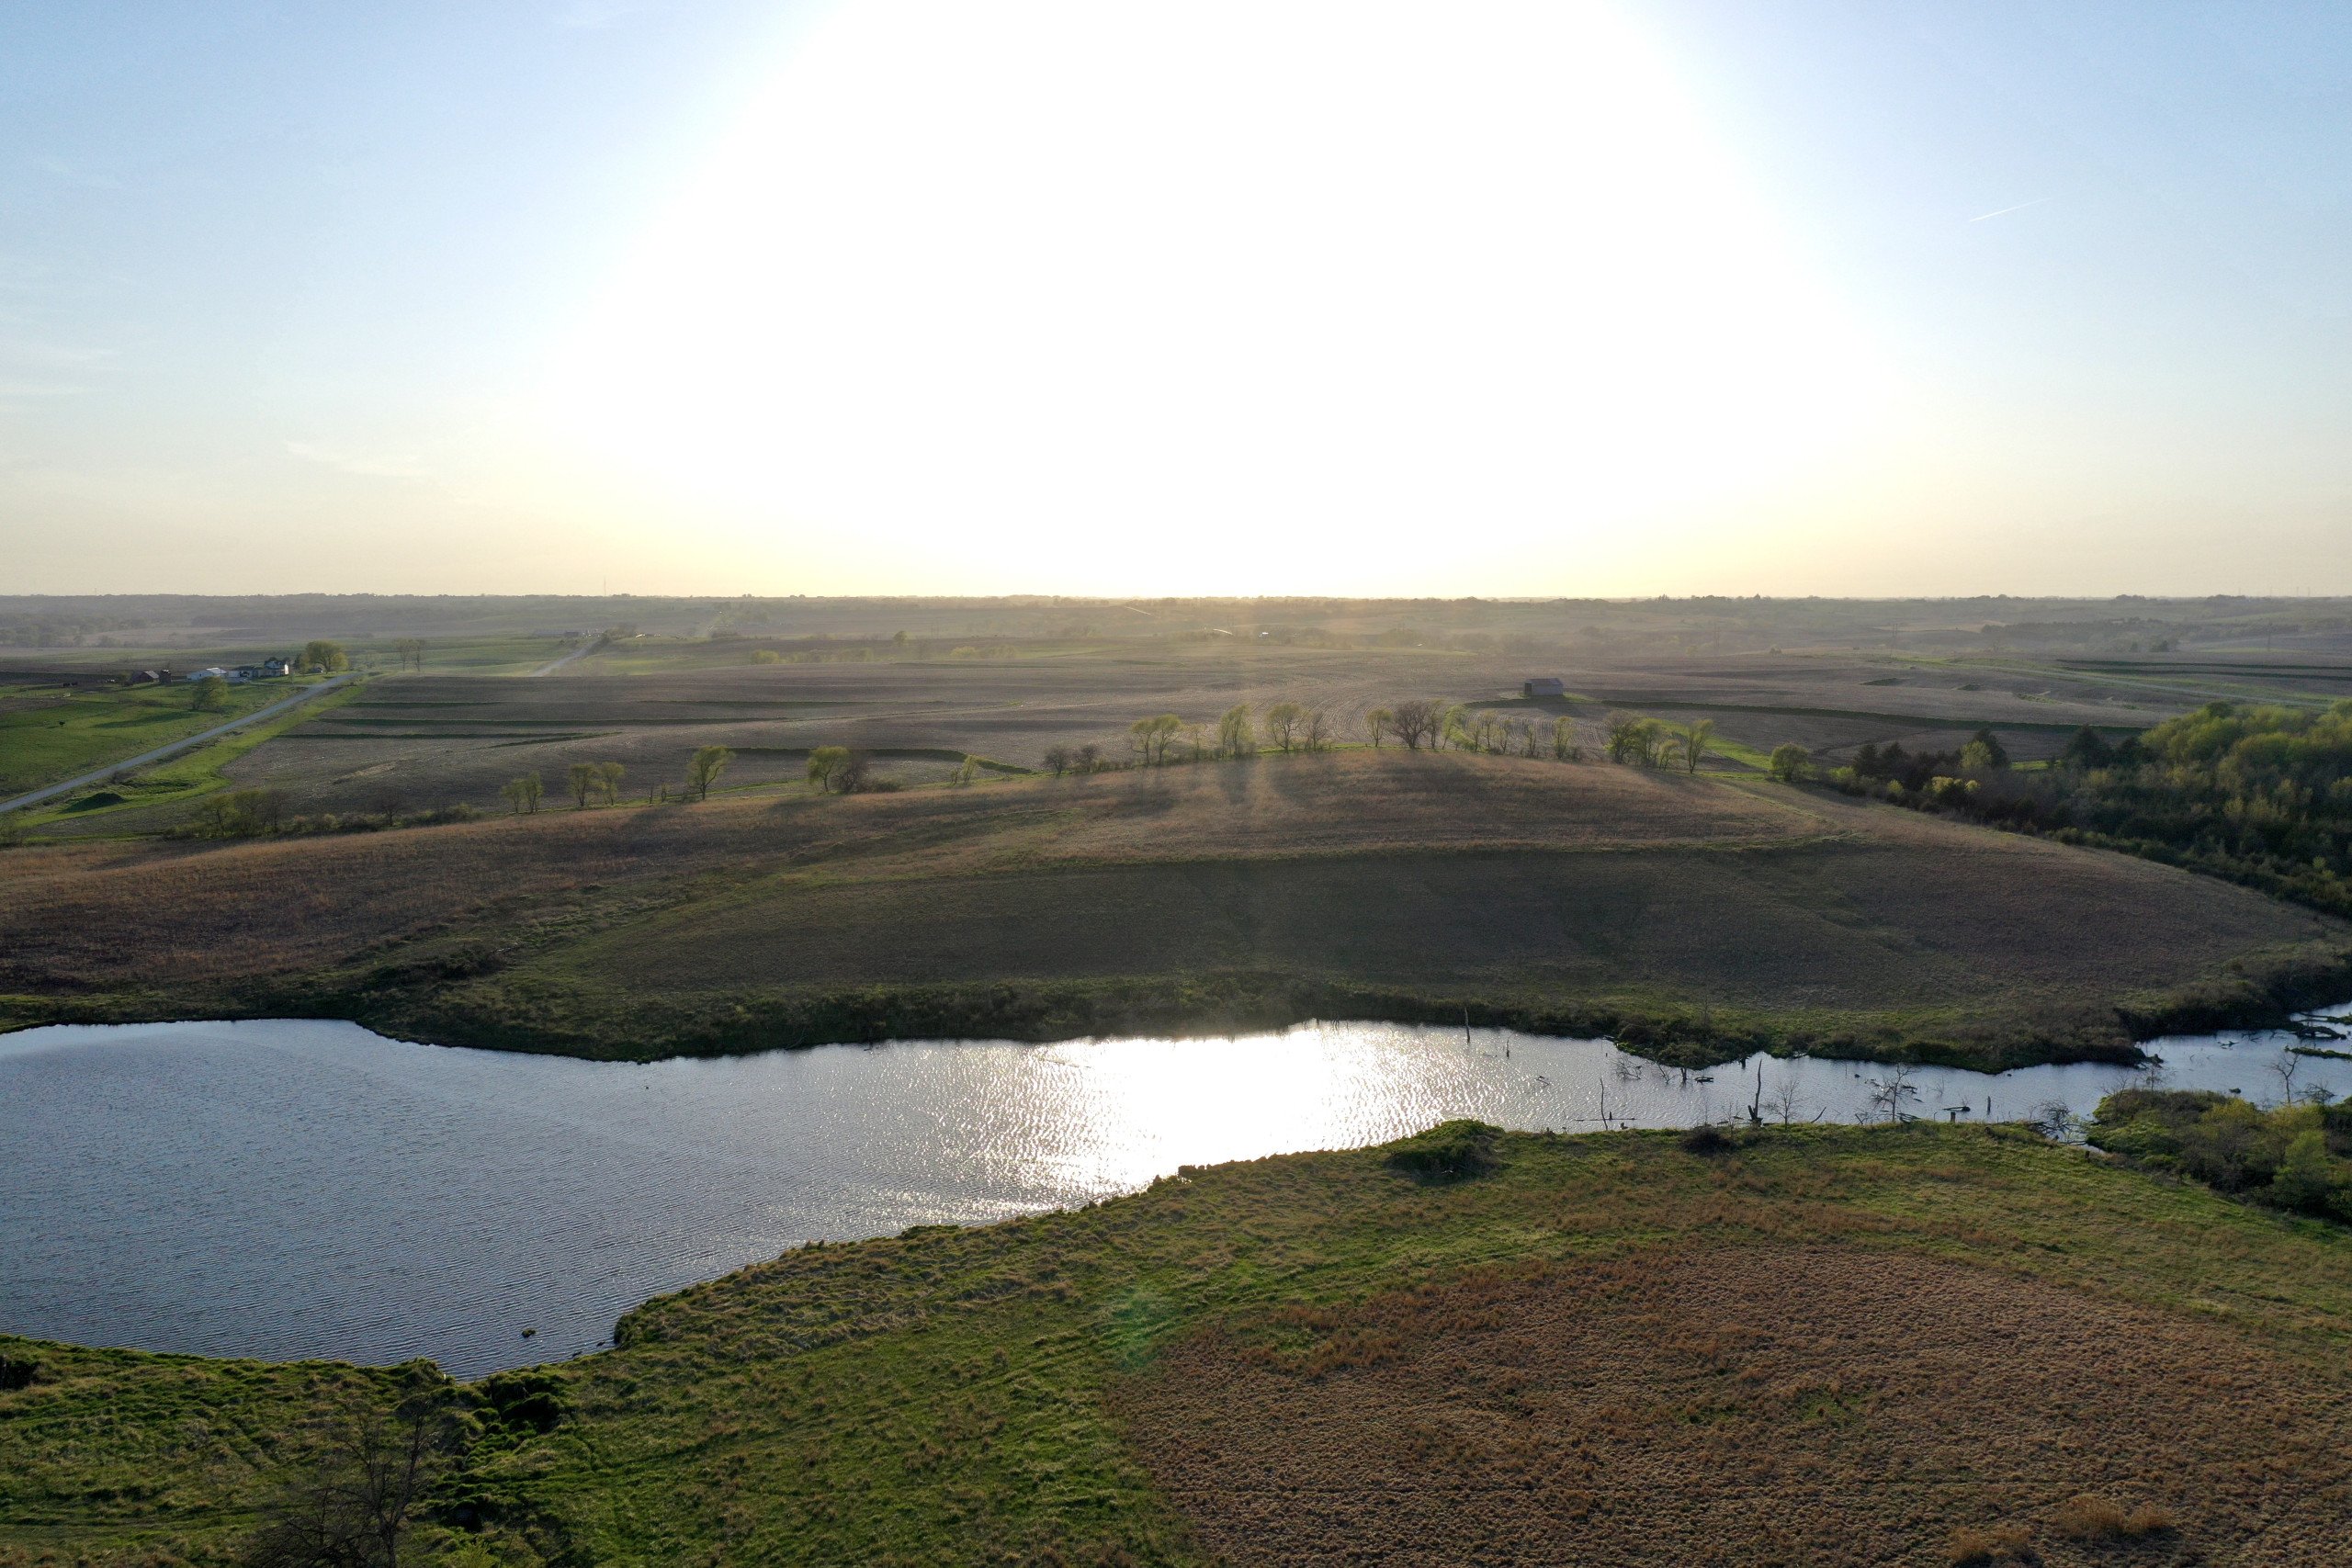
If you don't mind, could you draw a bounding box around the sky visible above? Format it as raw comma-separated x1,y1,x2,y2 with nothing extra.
3,1,2349,598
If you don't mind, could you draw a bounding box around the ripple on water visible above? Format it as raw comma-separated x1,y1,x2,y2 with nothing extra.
2,1012,2346,1376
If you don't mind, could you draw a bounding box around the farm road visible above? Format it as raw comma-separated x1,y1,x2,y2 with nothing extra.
0,674,358,816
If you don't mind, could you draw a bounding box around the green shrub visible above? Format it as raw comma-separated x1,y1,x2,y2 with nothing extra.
1383,1120,1501,1181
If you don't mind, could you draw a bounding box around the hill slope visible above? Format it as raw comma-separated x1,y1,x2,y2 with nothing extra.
1,751,2343,1066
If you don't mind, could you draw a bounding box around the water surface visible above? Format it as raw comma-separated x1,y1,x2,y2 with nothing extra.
4,1014,2346,1376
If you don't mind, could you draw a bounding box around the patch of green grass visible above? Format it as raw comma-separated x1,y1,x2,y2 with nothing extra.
4,1125,2349,1564
16,682,363,834
0,681,295,798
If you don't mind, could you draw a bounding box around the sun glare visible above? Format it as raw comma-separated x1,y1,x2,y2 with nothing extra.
542,1,1886,593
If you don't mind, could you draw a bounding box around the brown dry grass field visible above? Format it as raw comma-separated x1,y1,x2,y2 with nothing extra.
1121,1244,2346,1566
3,750,2341,1066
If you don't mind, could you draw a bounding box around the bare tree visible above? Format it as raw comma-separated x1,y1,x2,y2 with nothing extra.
1766,1075,1813,1125
238,1391,461,1568
2273,1050,2304,1108
1263,702,1306,752
391,638,426,672
1302,707,1332,751
1864,1063,1918,1123
1042,745,1072,777
1074,742,1101,773
1389,700,1440,750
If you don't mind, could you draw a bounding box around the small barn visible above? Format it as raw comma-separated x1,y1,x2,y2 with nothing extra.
1522,677,1566,698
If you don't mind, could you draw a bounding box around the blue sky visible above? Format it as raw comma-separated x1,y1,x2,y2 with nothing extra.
5,2,2349,596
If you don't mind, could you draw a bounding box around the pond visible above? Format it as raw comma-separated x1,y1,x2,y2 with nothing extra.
4,1012,2347,1376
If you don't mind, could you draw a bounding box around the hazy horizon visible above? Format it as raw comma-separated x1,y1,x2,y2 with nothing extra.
6,2,2350,599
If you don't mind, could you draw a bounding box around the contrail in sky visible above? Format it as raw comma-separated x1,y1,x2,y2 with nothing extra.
1969,197,2052,222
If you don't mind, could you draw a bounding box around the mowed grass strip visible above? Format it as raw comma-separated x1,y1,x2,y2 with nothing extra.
8,1126,2350,1565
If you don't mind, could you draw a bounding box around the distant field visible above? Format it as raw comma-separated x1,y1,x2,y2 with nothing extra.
7,1123,2350,1564
2,751,2338,1067
17,640,2218,830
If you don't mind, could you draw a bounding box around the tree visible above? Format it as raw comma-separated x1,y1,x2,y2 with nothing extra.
1864,1063,1919,1123
1042,745,1072,777
1964,728,2009,769
1128,714,1181,764
300,640,350,674
1439,704,1469,750
1551,716,1579,761
567,762,598,808
501,773,544,814
1766,1075,1813,1125
1302,707,1332,751
1767,742,1813,783
2060,726,2113,770
1263,702,1306,752
594,761,626,805
687,746,731,801
1217,705,1255,757
238,1388,460,1568
198,788,286,837
808,746,850,792
2270,1127,2338,1212
1073,742,1101,774
1388,700,1440,750
1365,707,1393,748
1684,718,1715,774
391,638,425,672
191,674,229,712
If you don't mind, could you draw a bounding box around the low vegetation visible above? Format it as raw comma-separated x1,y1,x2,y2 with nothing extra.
2086,1086,2352,1222
6,1123,2350,1565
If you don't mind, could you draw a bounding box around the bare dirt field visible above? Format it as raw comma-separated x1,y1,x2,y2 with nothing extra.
2,751,2337,1064
1119,1243,2352,1566
151,643,2236,823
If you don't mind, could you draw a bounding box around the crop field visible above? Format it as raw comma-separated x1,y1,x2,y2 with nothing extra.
6,1123,2350,1565
2,751,2339,1066
31,640,2257,830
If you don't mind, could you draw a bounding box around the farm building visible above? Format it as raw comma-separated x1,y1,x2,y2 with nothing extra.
1521,677,1566,698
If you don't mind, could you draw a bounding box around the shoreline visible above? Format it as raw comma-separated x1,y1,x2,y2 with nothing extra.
9,941,2350,1072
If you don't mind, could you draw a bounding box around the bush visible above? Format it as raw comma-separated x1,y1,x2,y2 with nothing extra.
1945,1523,2032,1564
1679,1124,1736,1156
1384,1120,1500,1181
2051,1495,2173,1542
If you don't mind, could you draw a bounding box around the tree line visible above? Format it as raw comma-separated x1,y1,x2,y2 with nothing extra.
1825,701,2352,920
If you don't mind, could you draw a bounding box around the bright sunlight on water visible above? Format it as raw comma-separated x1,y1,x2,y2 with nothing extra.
6,1014,2347,1375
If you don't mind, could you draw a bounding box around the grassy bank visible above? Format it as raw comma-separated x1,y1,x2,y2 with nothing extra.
5,1123,2351,1565
3,751,2346,1069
